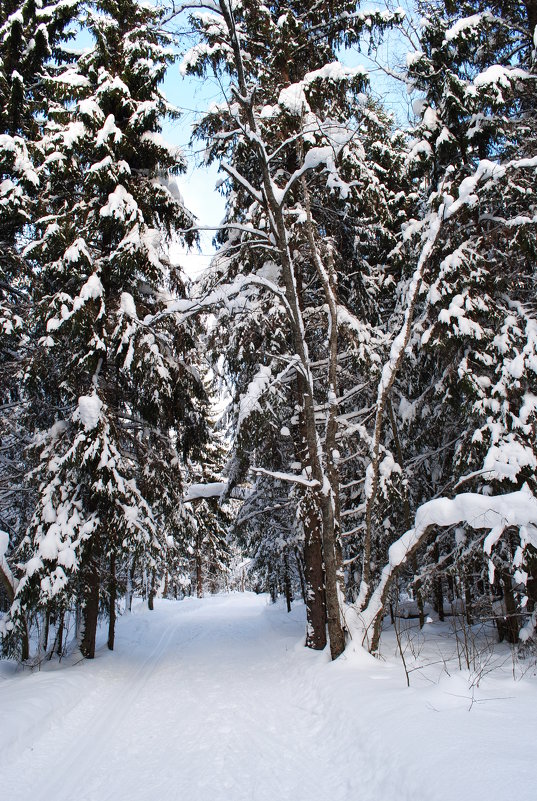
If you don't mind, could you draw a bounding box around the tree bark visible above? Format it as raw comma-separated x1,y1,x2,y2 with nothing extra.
108,551,116,651
283,553,292,613
501,571,520,644
80,549,100,659
525,0,537,34
196,532,203,598
148,568,156,611
218,0,345,658
433,545,445,622
125,556,136,613
302,491,327,649
294,547,307,603
43,607,50,653
55,610,65,657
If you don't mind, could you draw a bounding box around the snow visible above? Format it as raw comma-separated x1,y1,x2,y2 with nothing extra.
237,364,272,432
100,185,139,222
473,64,530,89
120,291,137,318
64,238,91,264
0,530,8,558
1,594,536,801
357,486,537,640
444,13,489,42
387,485,537,570
52,68,90,88
75,394,102,431
184,481,228,502
278,62,367,115
96,114,122,147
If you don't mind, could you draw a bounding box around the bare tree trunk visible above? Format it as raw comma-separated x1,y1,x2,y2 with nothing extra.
433,544,445,622
196,532,203,598
283,553,292,613
525,0,537,33
108,552,116,651
43,607,50,653
463,571,473,625
302,491,327,650
125,556,136,613
55,610,65,657
163,569,169,598
300,172,345,660
148,568,156,611
80,550,100,659
501,571,520,644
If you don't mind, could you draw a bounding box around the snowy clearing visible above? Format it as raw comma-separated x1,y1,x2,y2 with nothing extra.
1,593,536,801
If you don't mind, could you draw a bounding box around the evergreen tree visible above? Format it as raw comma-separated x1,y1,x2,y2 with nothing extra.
6,0,207,658
0,0,79,655
353,0,537,649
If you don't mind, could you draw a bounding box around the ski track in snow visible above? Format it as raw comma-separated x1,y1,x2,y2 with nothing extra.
1,593,537,801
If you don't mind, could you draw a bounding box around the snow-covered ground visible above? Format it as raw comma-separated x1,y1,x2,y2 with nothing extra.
1,593,536,801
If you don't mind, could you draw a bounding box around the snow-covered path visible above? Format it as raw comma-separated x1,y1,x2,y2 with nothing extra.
1,593,537,801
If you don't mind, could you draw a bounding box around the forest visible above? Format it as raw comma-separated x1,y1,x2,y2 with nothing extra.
1,0,537,675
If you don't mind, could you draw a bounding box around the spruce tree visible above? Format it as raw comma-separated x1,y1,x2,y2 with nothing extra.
356,0,537,648
0,0,79,656
7,0,206,658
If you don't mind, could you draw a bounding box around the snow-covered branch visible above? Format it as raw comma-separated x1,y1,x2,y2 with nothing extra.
353,486,537,647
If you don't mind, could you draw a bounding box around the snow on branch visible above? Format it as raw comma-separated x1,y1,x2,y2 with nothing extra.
356,485,537,640
0,530,18,602
252,467,320,489
237,365,272,432
147,272,294,325
184,482,228,502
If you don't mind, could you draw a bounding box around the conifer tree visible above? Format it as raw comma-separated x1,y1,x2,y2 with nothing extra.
0,0,79,655
353,0,537,649
5,0,207,658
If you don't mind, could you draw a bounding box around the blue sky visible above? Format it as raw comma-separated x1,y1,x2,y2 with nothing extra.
161,3,414,255
70,3,416,274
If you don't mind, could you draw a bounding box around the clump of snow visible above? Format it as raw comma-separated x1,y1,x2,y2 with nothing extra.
120,292,137,318
473,64,529,89
74,394,102,431
79,273,103,301
100,185,139,222
184,482,228,502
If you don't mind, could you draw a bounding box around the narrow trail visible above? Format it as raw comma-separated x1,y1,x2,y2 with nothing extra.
1,593,536,801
